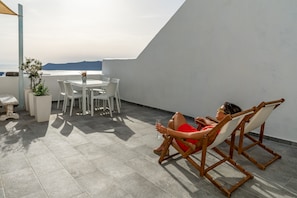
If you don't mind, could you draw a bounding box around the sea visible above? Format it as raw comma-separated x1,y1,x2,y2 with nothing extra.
0,64,102,76
0,69,102,77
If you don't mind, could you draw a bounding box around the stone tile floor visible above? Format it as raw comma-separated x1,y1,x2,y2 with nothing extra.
0,101,297,198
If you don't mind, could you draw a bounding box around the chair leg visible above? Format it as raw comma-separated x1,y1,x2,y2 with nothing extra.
87,96,90,111
70,98,74,116
107,98,112,117
103,100,107,111
240,134,281,170
57,95,60,109
158,136,175,164
91,93,94,116
209,147,253,197
63,96,67,113
111,97,114,111
159,136,253,197
116,90,121,108
115,96,120,113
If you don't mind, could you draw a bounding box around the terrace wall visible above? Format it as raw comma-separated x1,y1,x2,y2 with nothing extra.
0,74,101,106
102,0,297,143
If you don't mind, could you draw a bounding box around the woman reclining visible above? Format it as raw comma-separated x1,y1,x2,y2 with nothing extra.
154,102,242,155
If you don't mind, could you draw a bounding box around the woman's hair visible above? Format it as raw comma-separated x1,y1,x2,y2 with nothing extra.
223,102,242,114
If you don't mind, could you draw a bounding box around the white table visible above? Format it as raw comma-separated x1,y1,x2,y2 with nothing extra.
67,79,109,115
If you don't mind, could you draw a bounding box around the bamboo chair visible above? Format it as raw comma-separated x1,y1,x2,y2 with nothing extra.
231,98,285,170
158,108,255,197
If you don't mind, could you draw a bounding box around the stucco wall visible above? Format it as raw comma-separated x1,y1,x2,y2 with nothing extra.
103,0,297,142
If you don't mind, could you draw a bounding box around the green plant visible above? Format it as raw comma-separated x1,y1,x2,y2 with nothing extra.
34,82,49,96
20,57,43,90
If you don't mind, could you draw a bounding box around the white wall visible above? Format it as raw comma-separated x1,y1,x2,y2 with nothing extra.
103,0,297,142
0,77,19,99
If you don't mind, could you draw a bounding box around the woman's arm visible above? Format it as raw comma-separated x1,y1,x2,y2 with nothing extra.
195,117,217,126
156,124,211,139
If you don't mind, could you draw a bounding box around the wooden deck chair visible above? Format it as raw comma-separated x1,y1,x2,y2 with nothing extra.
158,108,255,197
232,98,285,170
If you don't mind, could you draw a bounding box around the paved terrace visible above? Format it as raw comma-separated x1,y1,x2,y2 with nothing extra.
0,101,297,198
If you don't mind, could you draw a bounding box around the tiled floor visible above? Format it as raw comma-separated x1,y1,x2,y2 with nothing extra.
1,101,297,198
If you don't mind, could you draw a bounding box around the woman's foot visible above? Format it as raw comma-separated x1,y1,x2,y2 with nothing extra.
153,147,169,156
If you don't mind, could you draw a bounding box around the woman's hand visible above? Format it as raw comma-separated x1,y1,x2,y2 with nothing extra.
156,123,167,134
195,117,207,125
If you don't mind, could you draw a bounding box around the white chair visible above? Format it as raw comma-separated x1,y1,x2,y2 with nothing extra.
102,76,110,81
111,78,121,111
91,76,110,94
232,98,285,170
89,76,110,107
90,81,119,117
64,82,89,116
57,80,66,109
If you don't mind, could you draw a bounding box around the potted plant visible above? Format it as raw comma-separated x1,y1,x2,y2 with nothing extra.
33,82,52,122
20,58,43,112
20,57,43,89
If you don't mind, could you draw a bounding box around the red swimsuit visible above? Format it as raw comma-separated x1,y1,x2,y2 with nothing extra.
176,123,215,152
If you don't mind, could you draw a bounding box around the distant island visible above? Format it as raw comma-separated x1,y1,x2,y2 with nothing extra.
43,60,102,71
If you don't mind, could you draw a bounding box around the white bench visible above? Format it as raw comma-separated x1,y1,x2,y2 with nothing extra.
0,94,19,121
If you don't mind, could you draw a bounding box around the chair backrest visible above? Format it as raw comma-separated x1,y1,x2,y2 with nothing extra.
111,78,120,84
64,82,74,97
57,80,65,93
111,78,120,92
244,98,285,133
105,82,117,96
208,108,255,149
102,76,110,82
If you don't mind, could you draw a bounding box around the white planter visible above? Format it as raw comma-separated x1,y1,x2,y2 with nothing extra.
28,92,35,116
24,88,32,111
34,95,52,122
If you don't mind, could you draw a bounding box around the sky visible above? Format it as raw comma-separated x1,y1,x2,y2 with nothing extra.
0,0,184,68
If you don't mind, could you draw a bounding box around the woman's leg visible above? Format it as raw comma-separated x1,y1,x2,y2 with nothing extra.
170,112,188,130
154,112,188,154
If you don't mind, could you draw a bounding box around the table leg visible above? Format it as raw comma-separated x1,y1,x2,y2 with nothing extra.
82,87,86,115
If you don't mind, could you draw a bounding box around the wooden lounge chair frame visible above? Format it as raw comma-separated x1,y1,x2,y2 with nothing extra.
231,98,285,170
158,108,255,197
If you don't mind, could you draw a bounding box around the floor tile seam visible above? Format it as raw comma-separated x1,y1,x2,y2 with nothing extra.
143,172,190,198
147,162,209,197
250,173,296,195
155,149,254,196
23,151,56,198
100,173,140,198
247,176,297,198
41,136,82,160
1,179,8,198
282,177,297,196
72,166,128,196
32,164,91,198
8,156,50,198
26,139,90,197
272,175,297,193
121,171,176,198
